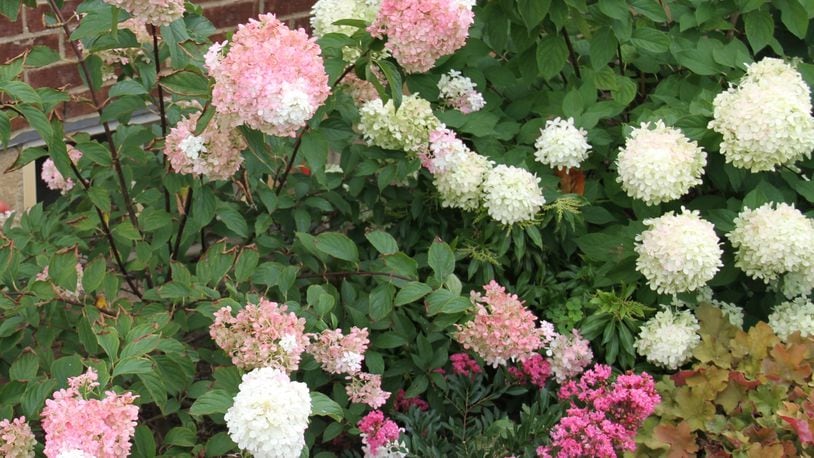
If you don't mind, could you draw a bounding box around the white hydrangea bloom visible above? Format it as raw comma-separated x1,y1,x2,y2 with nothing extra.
437,70,486,114
709,57,814,172
179,135,207,161
56,450,95,458
635,308,700,370
225,367,311,458
782,267,814,299
634,208,722,294
203,41,227,73
534,117,591,170
768,297,814,341
426,129,493,210
727,203,814,285
616,121,707,205
365,440,409,458
358,95,441,154
696,287,745,328
481,164,545,225
311,0,380,37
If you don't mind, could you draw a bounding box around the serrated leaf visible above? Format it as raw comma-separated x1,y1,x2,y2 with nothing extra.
315,232,359,262
189,389,234,416
310,392,343,421
365,231,399,255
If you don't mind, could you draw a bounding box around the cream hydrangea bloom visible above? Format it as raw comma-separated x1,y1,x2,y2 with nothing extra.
635,308,700,370
768,297,814,341
534,117,591,170
358,95,441,154
709,58,814,172
225,368,311,458
727,203,814,286
310,0,380,37
482,165,545,225
616,121,707,205
635,208,722,294
425,128,493,210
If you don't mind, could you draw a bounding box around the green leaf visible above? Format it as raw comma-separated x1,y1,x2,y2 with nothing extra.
97,327,120,360
132,425,157,458
9,352,38,381
376,59,403,109
310,392,344,421
426,289,470,315
0,0,20,20
315,232,359,262
428,240,455,281
112,357,153,377
537,35,569,80
590,27,618,69
369,284,395,321
49,250,78,292
189,389,234,416
776,0,809,38
109,79,148,97
216,204,249,238
395,282,433,306
120,335,160,360
518,0,551,29
51,355,84,384
161,70,211,97
365,231,399,255
405,374,429,397
743,10,774,52
630,27,670,53
301,129,329,174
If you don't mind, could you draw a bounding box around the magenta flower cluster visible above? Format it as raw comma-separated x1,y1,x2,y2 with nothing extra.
537,365,660,458
357,410,403,456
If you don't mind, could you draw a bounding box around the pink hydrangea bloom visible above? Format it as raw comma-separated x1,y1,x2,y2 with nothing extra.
455,281,556,367
42,145,83,194
394,389,429,412
369,0,475,73
548,329,593,382
543,365,660,458
0,416,36,458
208,14,330,137
209,299,309,373
41,369,139,458
522,353,552,388
102,0,184,26
357,410,402,457
346,372,390,408
449,352,481,377
422,128,465,174
308,327,370,375
164,111,246,180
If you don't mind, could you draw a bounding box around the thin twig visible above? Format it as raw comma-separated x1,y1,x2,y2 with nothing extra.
46,0,142,235
171,188,193,261
66,158,144,297
562,29,581,79
150,24,173,252
274,64,356,195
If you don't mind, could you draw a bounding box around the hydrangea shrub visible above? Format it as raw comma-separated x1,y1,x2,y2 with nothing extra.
0,0,814,456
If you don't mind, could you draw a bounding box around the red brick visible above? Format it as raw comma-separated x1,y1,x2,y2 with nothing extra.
264,0,315,17
26,0,81,34
204,1,258,30
27,61,84,89
0,5,23,36
0,33,60,64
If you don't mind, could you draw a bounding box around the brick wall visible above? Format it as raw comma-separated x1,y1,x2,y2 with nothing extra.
0,0,316,211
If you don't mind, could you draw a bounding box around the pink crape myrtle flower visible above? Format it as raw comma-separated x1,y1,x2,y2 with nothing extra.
357,410,402,457
455,281,557,367
308,327,370,375
208,14,330,137
521,353,552,388
0,416,36,458
164,111,246,180
102,0,184,26
41,368,139,458
369,0,475,73
210,299,309,373
346,372,390,408
449,352,481,377
540,365,660,458
42,145,83,194
394,389,429,412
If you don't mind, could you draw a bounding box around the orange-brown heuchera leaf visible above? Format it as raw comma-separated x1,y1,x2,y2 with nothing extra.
653,422,699,457
762,342,812,384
